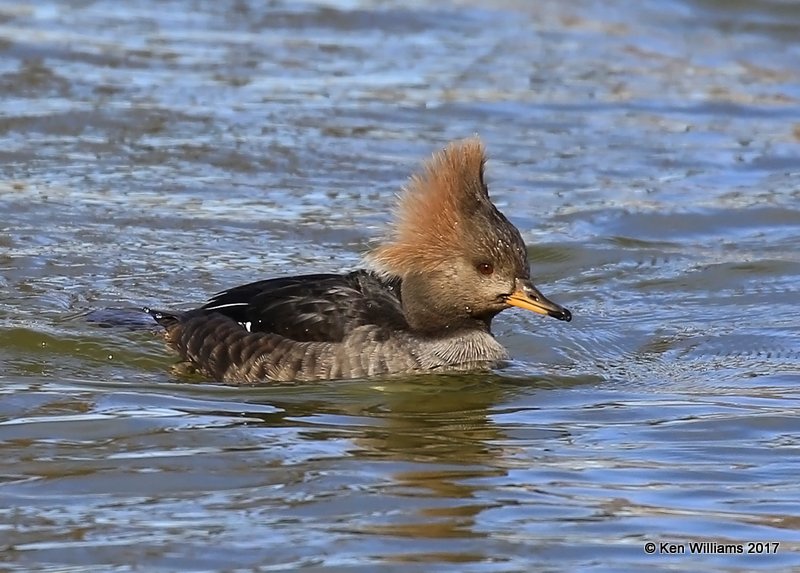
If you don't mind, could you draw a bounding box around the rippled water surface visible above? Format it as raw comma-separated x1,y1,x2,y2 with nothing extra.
1,0,799,571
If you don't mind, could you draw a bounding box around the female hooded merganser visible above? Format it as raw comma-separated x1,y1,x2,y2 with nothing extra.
147,138,571,383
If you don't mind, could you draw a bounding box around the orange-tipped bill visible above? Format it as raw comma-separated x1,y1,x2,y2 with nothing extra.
506,280,572,322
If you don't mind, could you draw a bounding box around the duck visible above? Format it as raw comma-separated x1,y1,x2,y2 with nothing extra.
146,137,571,383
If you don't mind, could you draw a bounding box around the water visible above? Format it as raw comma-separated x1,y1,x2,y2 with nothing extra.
1,0,799,570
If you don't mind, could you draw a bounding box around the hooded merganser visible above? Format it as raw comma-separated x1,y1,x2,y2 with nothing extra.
146,138,571,383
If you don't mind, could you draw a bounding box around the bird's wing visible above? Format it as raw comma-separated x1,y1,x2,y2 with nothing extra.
200,270,406,342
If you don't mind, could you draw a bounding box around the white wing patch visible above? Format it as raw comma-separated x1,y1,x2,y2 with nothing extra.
205,302,249,310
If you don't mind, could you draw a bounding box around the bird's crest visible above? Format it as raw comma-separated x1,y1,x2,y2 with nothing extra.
367,137,492,276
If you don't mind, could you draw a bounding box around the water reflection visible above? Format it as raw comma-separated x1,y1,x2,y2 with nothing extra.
204,375,586,552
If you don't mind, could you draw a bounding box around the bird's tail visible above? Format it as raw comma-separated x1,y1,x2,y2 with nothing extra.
142,306,182,329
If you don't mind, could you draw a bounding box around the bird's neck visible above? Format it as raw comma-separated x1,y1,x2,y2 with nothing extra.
399,273,496,335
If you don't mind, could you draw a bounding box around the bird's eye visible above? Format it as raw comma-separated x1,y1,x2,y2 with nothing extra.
476,262,494,276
